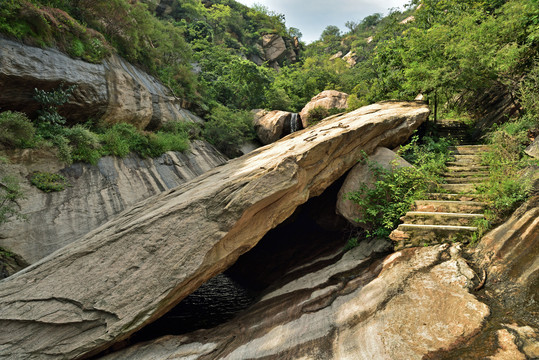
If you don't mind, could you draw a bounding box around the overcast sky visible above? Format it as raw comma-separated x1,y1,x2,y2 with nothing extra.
236,0,412,43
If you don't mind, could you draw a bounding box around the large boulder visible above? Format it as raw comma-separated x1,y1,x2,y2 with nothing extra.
262,34,287,62
0,101,429,359
253,110,290,145
0,38,196,130
300,90,349,127
101,242,489,360
0,140,227,264
336,147,412,227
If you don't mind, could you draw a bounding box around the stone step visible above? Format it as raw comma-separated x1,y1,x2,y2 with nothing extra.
451,154,482,160
449,145,490,155
443,177,486,184
443,171,489,178
446,161,482,167
390,224,478,249
413,200,487,213
400,211,485,226
439,183,478,193
446,165,489,172
424,193,484,201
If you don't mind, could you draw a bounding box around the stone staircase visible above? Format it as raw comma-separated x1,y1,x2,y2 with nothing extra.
390,120,491,250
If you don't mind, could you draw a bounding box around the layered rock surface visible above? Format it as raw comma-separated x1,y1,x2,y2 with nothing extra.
0,101,428,359
0,38,199,130
0,140,227,263
102,242,489,360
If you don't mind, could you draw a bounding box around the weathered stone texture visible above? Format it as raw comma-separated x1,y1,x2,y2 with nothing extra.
0,101,429,359
101,243,488,360
0,141,227,263
253,110,291,144
0,38,198,130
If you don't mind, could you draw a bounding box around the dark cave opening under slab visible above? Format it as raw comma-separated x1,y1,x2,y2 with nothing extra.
126,173,353,345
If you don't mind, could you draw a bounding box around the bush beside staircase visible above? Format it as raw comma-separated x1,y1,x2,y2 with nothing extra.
390,120,491,250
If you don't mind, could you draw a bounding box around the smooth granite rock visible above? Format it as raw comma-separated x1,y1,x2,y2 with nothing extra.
0,101,429,359
0,140,227,263
101,243,489,360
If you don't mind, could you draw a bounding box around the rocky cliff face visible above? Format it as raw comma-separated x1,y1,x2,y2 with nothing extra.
0,38,200,130
0,140,227,264
0,101,429,359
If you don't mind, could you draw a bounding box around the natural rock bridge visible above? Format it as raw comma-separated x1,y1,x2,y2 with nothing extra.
0,101,429,359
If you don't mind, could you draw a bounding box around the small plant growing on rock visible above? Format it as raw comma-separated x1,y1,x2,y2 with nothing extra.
34,84,76,129
0,111,36,148
30,172,70,192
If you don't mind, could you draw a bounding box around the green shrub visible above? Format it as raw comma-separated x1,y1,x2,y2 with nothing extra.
64,125,102,165
34,84,76,128
69,38,85,57
398,135,453,178
345,136,451,245
100,123,143,157
477,118,537,220
146,132,190,157
346,158,429,239
307,106,330,124
100,122,191,158
30,171,69,192
346,94,368,112
202,105,254,157
51,134,72,164
307,106,345,125
160,121,201,139
0,111,36,148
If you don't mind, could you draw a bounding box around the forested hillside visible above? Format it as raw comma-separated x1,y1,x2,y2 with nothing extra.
0,0,537,195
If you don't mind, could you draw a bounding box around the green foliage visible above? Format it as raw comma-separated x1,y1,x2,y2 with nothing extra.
398,135,453,178
0,172,26,226
202,105,254,157
34,84,76,128
345,135,452,242
477,119,537,218
307,106,345,124
196,48,274,109
63,125,102,165
0,1,110,62
307,106,330,124
346,159,429,239
100,123,146,157
344,236,359,251
0,111,36,148
100,122,191,159
30,171,69,192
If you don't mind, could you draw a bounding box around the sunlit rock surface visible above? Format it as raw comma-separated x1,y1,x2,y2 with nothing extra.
0,101,428,359
102,242,489,360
